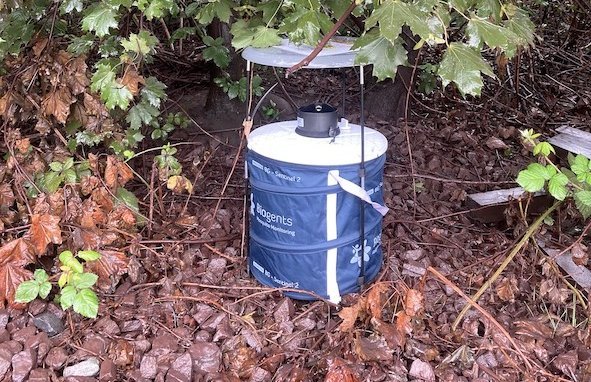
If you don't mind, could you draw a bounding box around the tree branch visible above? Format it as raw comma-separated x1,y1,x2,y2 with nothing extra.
285,0,358,77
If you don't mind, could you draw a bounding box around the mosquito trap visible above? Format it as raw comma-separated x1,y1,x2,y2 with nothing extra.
242,38,389,303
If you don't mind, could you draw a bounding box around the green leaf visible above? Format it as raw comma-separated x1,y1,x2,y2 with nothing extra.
476,0,502,22
548,172,569,201
60,0,84,13
38,281,52,299
15,280,40,303
281,9,333,46
41,171,62,193
91,63,117,93
82,3,119,37
171,27,197,41
533,142,555,157
72,273,99,289
354,33,408,81
73,288,99,318
63,169,77,184
203,42,230,68
438,42,495,96
466,17,519,56
63,157,74,170
516,163,552,192
126,101,160,130
574,191,591,219
60,251,84,274
49,162,63,172
504,5,535,48
33,269,49,283
58,272,68,288
196,0,233,24
141,77,167,108
570,154,591,184
78,250,102,262
102,80,134,110
116,187,140,214
231,20,281,50
137,0,177,20
121,31,158,56
60,285,77,309
67,34,96,55
365,0,434,44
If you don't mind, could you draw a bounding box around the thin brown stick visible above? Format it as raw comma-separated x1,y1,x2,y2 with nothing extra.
285,0,357,76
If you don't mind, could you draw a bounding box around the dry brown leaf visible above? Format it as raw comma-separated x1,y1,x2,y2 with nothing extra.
14,138,30,154
338,303,362,332
0,184,15,207
0,92,13,116
324,358,358,382
167,175,194,194
66,55,90,95
87,250,129,291
372,318,405,349
395,311,412,337
0,238,36,306
571,243,588,266
404,288,424,317
495,275,518,302
353,335,393,362
42,86,73,124
83,93,108,117
32,38,48,57
28,214,62,255
366,283,388,319
120,67,144,96
92,187,114,213
35,117,51,135
105,156,134,189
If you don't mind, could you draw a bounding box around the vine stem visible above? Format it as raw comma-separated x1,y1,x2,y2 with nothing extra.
285,0,358,77
451,200,561,330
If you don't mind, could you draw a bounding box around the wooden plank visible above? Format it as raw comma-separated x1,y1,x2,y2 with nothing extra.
541,247,591,291
466,187,552,223
548,126,591,159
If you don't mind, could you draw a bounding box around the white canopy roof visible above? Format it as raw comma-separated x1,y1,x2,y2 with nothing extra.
242,37,359,69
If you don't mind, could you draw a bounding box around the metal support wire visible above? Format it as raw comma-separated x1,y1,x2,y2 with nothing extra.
358,66,366,287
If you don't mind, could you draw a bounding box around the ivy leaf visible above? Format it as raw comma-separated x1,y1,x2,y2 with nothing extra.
574,191,591,219
60,0,84,14
73,288,99,318
60,285,77,310
141,77,167,108
548,172,569,201
354,32,408,81
196,0,233,24
438,42,495,96
126,100,160,130
231,20,281,50
516,163,552,192
82,3,119,37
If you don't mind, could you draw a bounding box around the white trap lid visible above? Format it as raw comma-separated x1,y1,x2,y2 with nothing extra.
247,120,388,166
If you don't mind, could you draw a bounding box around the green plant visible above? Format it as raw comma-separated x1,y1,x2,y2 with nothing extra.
36,157,91,194
15,250,102,318
262,100,280,120
516,129,591,218
214,75,263,102
151,112,189,140
155,143,182,181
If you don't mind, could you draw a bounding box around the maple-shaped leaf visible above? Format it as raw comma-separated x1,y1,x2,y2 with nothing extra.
354,32,408,81
60,0,83,14
438,42,495,96
29,214,62,255
196,0,233,24
231,20,281,50
120,67,144,96
137,0,177,20
121,31,158,56
280,8,333,46
126,100,159,130
42,87,74,124
82,3,119,37
504,5,535,48
0,238,36,306
466,17,520,57
87,250,129,291
102,79,133,110
141,77,167,108
90,63,116,93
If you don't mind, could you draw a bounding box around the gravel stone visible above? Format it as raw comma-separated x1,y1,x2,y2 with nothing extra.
0,309,9,329
29,368,51,382
27,300,48,316
0,348,11,380
33,312,65,337
165,353,192,382
63,357,100,377
188,341,221,374
99,359,117,381
11,348,36,382
45,347,68,370
139,355,158,379
11,325,36,343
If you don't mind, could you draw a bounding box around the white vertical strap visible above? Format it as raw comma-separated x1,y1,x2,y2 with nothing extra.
326,170,341,304
360,65,364,85
247,60,251,72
